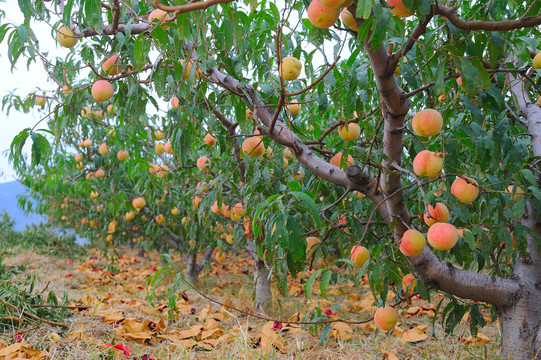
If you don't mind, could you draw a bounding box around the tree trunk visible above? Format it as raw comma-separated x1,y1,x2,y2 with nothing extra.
184,252,200,285
245,241,272,311
184,247,214,285
498,292,541,359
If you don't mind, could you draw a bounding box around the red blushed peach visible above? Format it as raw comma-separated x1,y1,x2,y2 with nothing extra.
102,55,120,76
451,176,479,204
423,202,449,226
387,0,414,17
456,76,463,87
171,96,180,109
412,150,443,178
91,80,114,102
193,196,202,210
412,109,443,137
399,229,426,257
319,0,345,7
427,222,458,250
148,9,171,29
402,274,417,293
330,152,354,169
307,0,340,29
197,156,210,170
211,201,224,215
132,197,146,209
350,245,369,267
374,306,398,331
204,134,217,146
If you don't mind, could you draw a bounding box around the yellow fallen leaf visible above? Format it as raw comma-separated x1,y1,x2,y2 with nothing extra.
401,326,429,343
114,319,152,342
331,322,353,341
383,351,400,360
464,333,491,346
0,342,48,359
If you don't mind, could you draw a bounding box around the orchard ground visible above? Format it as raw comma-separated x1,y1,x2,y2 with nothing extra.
1,239,499,359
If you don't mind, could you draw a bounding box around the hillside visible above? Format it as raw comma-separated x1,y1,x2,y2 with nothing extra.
0,180,46,231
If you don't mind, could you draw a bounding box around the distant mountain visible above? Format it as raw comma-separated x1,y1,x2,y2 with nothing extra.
0,180,47,231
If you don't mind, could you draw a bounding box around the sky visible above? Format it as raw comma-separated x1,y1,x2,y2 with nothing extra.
0,2,65,183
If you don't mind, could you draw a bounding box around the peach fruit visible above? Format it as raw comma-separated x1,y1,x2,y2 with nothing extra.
534,53,541,69
287,99,301,114
402,274,417,292
155,143,165,154
56,27,78,48
450,176,479,204
35,96,46,106
374,306,398,331
307,0,340,29
399,229,426,257
412,109,443,137
132,197,146,209
330,152,354,169
148,9,171,28
99,143,109,155
102,55,120,76
387,0,414,17
427,222,458,250
197,157,210,170
279,57,302,80
350,245,369,267
340,9,358,31
412,150,443,178
193,196,202,210
117,150,129,161
423,202,449,226
91,80,114,102
242,137,265,157
205,134,217,146
338,122,360,141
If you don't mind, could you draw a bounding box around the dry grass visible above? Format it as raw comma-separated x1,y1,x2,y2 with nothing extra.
0,247,502,360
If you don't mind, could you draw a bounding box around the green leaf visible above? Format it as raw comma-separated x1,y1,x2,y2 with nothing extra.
356,0,373,19
319,269,331,299
290,191,321,227
304,269,322,298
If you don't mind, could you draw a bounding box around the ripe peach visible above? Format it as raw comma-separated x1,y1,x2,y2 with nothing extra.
279,57,302,81
132,197,146,209
319,0,344,7
340,9,358,31
350,245,369,267
242,137,265,157
533,53,541,69
148,9,171,28
171,96,180,109
402,274,417,293
456,76,463,87
205,134,217,146
61,86,71,95
91,80,114,102
427,222,458,250
164,142,173,154
399,229,426,257
412,109,443,137
56,27,78,48
35,96,46,106
156,214,165,224
306,237,321,257
374,306,398,331
423,202,449,226
155,142,165,154
76,161,84,170
82,139,92,147
102,55,121,76
193,196,202,210
94,168,105,178
171,207,179,215
338,122,361,141
330,152,354,169
287,99,301,114
387,0,414,17
154,130,165,140
231,202,244,221
451,176,479,204
117,150,129,161
98,143,109,155
307,0,340,29
197,156,210,170
75,154,83,162
412,150,443,178
223,205,233,218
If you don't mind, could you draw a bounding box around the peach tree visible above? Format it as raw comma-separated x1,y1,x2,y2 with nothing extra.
2,0,541,357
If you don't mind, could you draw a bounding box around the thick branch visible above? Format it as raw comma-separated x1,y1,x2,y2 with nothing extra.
436,4,541,31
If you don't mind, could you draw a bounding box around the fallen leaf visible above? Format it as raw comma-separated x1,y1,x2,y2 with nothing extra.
401,326,429,343
331,322,353,341
464,333,491,346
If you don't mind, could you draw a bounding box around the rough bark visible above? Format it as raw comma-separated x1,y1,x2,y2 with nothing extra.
245,241,272,311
